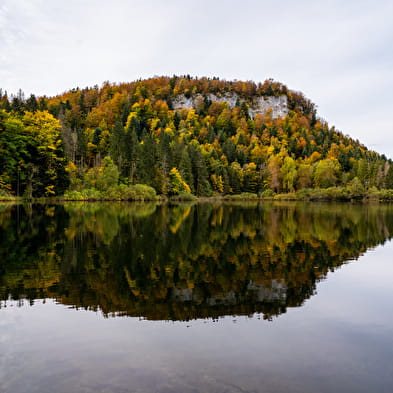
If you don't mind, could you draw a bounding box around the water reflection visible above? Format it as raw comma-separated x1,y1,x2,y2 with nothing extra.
1,202,393,320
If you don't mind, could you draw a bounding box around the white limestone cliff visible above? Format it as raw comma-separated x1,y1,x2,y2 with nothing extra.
172,93,288,118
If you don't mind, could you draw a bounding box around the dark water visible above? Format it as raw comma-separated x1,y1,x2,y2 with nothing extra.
1,201,393,393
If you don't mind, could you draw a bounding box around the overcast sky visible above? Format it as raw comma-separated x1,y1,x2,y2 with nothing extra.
1,0,392,158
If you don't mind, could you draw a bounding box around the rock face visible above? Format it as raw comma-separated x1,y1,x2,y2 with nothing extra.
249,95,288,118
172,93,288,118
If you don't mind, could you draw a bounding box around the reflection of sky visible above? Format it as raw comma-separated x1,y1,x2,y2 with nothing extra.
1,241,393,393
1,0,393,158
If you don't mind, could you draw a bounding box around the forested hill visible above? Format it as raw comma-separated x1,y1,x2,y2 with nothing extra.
1,76,392,198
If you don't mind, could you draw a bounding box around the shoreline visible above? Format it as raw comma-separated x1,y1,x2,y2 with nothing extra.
1,193,393,204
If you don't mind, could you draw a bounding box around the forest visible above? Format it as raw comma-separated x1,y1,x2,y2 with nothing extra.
1,76,393,200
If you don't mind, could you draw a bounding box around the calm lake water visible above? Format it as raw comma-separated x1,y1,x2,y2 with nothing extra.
1,201,393,393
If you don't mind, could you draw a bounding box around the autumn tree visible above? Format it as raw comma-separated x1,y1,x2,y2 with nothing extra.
168,167,191,195
313,159,341,188
280,156,297,192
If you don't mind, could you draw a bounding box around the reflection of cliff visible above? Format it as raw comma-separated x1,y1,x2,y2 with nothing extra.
1,202,393,320
171,280,287,305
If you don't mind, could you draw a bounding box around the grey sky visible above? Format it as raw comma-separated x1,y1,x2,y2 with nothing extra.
1,0,392,158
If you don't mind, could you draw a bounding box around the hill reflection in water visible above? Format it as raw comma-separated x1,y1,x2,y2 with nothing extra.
1,201,392,320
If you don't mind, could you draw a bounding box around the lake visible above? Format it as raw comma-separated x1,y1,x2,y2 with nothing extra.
1,201,393,393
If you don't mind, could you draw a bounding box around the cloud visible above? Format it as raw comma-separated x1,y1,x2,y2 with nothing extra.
0,0,392,157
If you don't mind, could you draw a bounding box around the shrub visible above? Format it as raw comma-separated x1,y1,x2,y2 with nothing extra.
274,192,298,200
128,184,157,200
378,189,393,201
295,189,312,200
225,192,258,200
169,192,197,201
63,190,85,200
102,186,122,200
260,189,276,198
81,188,102,200
63,184,157,201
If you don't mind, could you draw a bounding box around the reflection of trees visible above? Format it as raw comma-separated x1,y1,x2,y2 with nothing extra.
1,202,393,320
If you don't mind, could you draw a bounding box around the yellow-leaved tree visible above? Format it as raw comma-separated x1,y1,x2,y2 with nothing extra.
22,111,67,197
168,168,191,195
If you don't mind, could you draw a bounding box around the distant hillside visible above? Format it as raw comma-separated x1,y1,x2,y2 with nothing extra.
1,76,392,197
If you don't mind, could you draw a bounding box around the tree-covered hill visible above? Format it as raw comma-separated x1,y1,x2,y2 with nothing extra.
1,76,392,198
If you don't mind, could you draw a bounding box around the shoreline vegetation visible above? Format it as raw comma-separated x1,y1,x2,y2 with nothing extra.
1,186,393,203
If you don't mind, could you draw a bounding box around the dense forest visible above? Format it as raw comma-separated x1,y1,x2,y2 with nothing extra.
1,202,393,320
1,76,393,198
